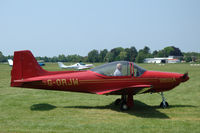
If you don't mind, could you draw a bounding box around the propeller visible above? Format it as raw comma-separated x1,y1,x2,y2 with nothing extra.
183,72,188,79
181,72,189,82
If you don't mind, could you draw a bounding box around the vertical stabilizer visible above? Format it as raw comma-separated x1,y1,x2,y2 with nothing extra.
11,50,47,86
58,62,66,68
7,59,13,66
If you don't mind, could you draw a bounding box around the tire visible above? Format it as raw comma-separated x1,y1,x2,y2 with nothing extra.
165,102,169,107
114,98,121,105
160,101,169,108
120,102,129,111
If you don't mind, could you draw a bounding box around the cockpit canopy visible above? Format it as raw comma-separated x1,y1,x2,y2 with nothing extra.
90,61,146,77
79,62,85,65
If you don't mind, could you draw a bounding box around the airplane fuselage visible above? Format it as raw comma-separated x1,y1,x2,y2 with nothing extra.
12,70,188,95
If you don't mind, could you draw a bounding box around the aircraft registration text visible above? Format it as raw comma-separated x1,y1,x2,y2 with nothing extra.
45,78,79,86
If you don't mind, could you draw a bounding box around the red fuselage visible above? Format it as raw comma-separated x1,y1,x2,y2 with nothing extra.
12,68,189,95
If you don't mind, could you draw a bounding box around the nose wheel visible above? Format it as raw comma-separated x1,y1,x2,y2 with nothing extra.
160,92,169,108
160,101,169,108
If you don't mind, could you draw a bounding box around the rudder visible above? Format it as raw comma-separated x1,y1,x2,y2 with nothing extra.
11,50,47,86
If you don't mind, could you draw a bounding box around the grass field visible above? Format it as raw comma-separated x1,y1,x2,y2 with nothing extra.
0,63,200,133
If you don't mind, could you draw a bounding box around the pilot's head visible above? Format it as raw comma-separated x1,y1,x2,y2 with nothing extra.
116,63,122,71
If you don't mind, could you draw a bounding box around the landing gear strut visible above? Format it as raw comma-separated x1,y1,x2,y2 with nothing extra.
120,95,128,111
115,94,134,111
160,92,169,108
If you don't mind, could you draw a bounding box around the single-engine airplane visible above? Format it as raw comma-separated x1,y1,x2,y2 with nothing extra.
58,62,93,70
10,50,189,110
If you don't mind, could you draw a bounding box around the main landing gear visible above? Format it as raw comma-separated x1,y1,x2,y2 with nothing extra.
160,92,169,108
115,92,169,110
115,94,134,111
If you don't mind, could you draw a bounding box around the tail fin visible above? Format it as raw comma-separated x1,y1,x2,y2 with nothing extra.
7,59,13,66
58,62,66,68
58,62,63,68
11,50,47,86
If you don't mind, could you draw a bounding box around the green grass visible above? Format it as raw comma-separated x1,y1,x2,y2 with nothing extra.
0,63,200,133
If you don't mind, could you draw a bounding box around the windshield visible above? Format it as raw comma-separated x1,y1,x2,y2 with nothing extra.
79,62,85,65
133,63,146,77
90,61,130,76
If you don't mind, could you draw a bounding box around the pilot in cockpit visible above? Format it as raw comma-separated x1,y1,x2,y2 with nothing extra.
114,63,122,76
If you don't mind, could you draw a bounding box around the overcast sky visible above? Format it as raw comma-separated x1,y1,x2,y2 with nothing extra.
0,0,200,57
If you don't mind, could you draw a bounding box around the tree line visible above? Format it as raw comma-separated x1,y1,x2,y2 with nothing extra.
0,46,200,63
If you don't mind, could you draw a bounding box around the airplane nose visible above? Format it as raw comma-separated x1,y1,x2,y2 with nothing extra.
180,72,189,82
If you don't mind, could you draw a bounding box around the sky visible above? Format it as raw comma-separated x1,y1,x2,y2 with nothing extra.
0,0,200,57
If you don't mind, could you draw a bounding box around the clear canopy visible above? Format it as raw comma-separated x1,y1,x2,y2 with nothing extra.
90,61,146,77
79,62,85,65
133,63,146,77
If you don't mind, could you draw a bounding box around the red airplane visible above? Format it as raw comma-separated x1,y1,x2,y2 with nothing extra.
11,50,189,110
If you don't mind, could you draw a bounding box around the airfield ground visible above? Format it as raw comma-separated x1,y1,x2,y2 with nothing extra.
0,63,199,133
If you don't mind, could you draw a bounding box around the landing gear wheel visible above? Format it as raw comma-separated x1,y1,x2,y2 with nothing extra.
120,102,129,111
160,92,169,109
160,101,169,108
114,98,121,105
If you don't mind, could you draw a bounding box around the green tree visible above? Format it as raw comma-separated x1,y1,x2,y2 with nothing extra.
171,46,183,56
135,46,152,63
155,46,183,57
50,56,58,62
110,47,124,61
43,56,50,62
99,49,108,62
152,50,158,57
88,49,99,62
143,46,150,54
58,54,67,62
163,46,175,57
135,51,146,63
156,50,165,57
66,54,82,62
104,52,114,62
119,51,127,61
183,52,200,63
0,51,6,62
125,46,138,62
184,56,192,62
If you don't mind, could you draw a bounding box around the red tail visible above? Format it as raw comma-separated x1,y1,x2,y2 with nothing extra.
11,50,47,86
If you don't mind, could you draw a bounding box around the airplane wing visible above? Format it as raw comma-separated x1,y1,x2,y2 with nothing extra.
95,84,152,95
85,64,93,68
58,62,91,70
78,66,90,70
